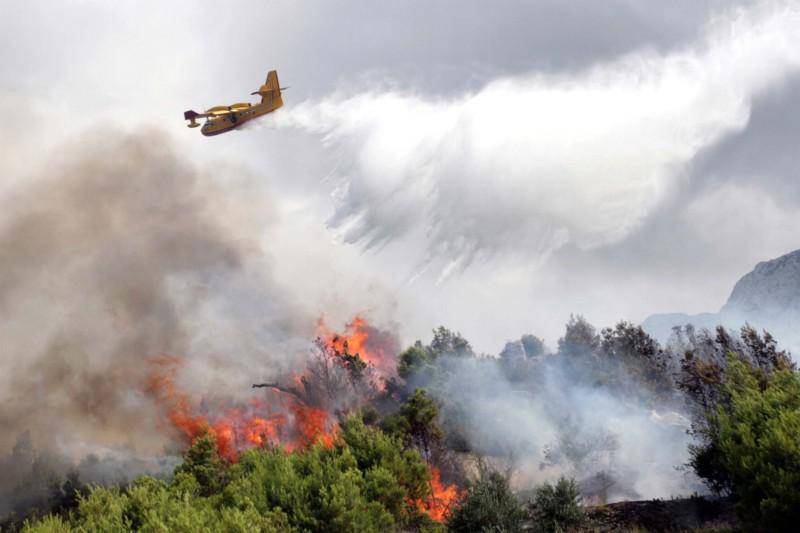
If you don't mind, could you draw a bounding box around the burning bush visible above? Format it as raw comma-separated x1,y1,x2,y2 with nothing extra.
22,415,449,532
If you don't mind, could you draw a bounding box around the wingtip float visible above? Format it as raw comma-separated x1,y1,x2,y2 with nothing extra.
184,70,285,136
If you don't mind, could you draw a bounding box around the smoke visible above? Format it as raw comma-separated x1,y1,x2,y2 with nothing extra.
274,1,800,280
431,346,699,503
0,128,313,463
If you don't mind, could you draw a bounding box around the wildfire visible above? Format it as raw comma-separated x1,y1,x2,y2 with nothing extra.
144,355,336,461
317,315,399,379
421,467,463,522
144,317,456,523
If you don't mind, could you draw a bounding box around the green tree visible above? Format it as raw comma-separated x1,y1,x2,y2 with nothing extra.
22,416,445,533
174,431,227,497
530,476,584,533
521,334,546,358
381,389,444,462
705,356,800,529
678,326,796,495
447,468,525,533
398,328,475,383
557,315,599,359
398,341,435,381
598,321,674,401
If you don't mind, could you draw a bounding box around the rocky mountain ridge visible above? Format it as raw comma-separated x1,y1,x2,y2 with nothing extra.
643,249,800,349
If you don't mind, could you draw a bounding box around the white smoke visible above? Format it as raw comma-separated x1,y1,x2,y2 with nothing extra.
275,1,800,280
434,355,698,502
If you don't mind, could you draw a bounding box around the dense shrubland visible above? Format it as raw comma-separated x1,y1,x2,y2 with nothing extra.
21,417,442,532
13,318,800,532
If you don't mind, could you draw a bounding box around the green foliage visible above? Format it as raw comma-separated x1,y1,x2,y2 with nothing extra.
598,321,674,401
23,416,443,533
530,477,584,533
554,318,674,403
173,431,227,497
521,334,546,359
557,315,599,358
430,327,474,359
339,416,432,507
682,327,798,500
22,515,71,533
398,328,475,382
381,389,444,461
447,469,525,533
399,342,435,380
499,335,546,382
706,355,800,529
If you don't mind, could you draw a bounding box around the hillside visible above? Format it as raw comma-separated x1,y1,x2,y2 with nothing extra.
643,249,800,348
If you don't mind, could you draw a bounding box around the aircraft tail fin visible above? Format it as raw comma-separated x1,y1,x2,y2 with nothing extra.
265,70,280,92
251,70,283,108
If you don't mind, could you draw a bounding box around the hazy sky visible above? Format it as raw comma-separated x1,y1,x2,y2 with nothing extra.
2,0,800,352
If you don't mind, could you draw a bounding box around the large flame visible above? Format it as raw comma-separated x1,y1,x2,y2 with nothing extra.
317,315,398,379
144,355,336,461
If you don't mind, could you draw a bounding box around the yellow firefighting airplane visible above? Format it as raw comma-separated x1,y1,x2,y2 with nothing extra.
184,71,284,136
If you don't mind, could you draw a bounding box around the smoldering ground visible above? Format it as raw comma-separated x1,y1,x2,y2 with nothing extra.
0,128,315,511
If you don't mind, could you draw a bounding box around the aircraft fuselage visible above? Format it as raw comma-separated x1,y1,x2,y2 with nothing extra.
201,101,280,136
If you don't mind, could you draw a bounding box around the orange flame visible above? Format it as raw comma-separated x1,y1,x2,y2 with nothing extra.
317,315,398,378
145,356,336,461
144,318,456,521
421,466,462,522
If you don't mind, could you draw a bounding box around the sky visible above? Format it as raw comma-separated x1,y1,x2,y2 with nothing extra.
2,0,800,354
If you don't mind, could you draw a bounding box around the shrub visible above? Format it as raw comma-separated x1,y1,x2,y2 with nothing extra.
447,469,525,533
530,476,584,533
22,416,444,532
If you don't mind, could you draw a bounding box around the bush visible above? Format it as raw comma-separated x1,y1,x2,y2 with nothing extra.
22,416,445,533
530,477,584,533
447,469,525,533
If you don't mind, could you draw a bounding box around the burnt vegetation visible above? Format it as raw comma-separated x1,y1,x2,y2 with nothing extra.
8,317,800,532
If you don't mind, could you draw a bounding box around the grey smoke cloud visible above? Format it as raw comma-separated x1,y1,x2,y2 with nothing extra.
0,128,313,457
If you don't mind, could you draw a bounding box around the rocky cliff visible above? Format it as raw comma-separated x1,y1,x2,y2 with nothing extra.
643,249,800,350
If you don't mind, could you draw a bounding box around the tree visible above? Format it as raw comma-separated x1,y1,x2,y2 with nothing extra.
174,431,227,497
702,356,800,529
598,321,673,401
520,335,546,359
530,477,584,533
499,335,545,382
381,389,444,462
557,315,599,359
676,326,796,496
447,468,525,533
397,327,475,390
399,341,435,381
430,327,474,359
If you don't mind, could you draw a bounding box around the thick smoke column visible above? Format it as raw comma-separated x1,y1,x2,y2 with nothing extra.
0,128,312,460
275,1,800,279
